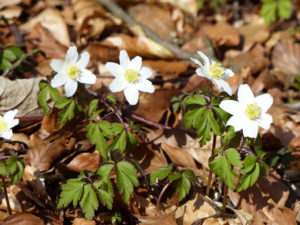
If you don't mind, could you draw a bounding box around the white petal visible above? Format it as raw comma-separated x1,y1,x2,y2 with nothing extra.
196,68,209,78
226,115,243,131
109,78,126,92
51,74,67,88
128,56,142,71
238,84,254,104
242,121,258,138
224,68,235,79
140,67,153,79
50,59,64,72
77,69,96,84
119,50,130,67
65,46,78,64
214,79,232,96
64,80,78,97
137,79,155,93
124,86,139,105
1,129,13,140
190,57,203,67
258,113,273,129
3,109,18,124
255,94,273,113
76,52,90,68
105,62,123,78
220,100,241,116
197,51,211,67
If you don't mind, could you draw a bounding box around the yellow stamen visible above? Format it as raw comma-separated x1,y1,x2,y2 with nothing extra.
209,62,225,79
0,120,8,133
67,66,81,80
124,69,139,83
245,103,261,120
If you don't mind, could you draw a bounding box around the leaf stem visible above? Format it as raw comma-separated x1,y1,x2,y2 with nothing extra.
206,133,217,196
1,176,12,215
156,180,172,211
222,183,228,212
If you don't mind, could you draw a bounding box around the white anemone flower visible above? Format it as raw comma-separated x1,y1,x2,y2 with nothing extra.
105,50,155,105
191,51,235,96
0,109,19,140
220,84,273,138
50,46,96,97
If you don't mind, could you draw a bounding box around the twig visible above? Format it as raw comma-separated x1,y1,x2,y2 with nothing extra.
156,180,172,211
222,183,228,212
1,176,12,215
95,0,196,60
17,116,44,123
206,134,217,196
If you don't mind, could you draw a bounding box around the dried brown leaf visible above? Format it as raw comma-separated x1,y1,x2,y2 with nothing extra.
0,0,21,9
73,218,96,225
67,151,101,172
1,213,44,225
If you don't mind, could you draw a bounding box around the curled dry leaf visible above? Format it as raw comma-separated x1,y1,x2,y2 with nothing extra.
0,77,44,117
0,187,22,213
271,40,300,89
72,218,96,225
138,211,178,225
1,213,44,225
129,4,176,40
0,0,21,9
203,22,240,47
67,151,101,172
102,34,174,58
20,8,70,46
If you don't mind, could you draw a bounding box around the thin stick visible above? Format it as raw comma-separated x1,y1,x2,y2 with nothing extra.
156,180,172,211
1,176,12,215
222,184,228,212
206,134,217,196
95,0,196,60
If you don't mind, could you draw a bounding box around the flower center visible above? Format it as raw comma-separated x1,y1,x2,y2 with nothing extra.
0,120,8,133
245,103,261,121
124,69,139,83
209,62,225,79
67,66,81,80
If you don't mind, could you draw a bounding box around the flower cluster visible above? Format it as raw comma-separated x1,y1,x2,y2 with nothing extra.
0,109,19,140
191,51,273,138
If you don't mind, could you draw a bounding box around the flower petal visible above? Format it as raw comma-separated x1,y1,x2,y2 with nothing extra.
214,79,232,96
128,56,142,71
258,113,272,129
105,62,123,78
77,69,96,84
109,78,126,92
76,52,90,68
190,57,203,67
65,46,78,64
51,73,67,88
3,109,18,124
220,100,241,116
223,68,235,79
137,79,155,93
255,94,273,113
197,51,211,67
124,86,139,105
50,59,64,72
119,50,130,67
242,121,258,138
196,68,209,78
238,84,254,104
1,129,13,140
64,80,78,97
226,115,243,131
140,67,153,79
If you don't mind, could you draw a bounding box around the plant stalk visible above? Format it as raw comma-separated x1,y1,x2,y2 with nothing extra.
222,183,228,212
206,133,217,196
1,176,12,215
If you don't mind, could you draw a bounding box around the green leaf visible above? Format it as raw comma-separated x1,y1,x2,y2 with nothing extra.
278,0,293,19
213,107,230,123
168,171,182,181
0,157,17,177
182,170,197,182
9,46,24,58
184,94,206,106
209,155,237,190
99,121,124,138
80,184,99,220
176,174,191,201
127,132,138,150
3,49,17,61
58,100,76,123
240,156,257,173
183,108,205,129
38,82,50,114
97,164,114,196
107,131,127,152
86,123,107,159
88,99,99,117
116,161,139,203
55,96,72,109
207,110,221,136
225,148,242,167
57,179,85,209
98,189,113,210
261,0,277,24
150,165,173,184
237,163,260,192
106,94,117,105
222,131,241,148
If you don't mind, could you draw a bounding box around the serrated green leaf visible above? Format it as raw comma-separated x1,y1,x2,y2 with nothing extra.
106,94,117,105
98,189,113,210
184,94,206,106
222,131,241,148
176,175,191,201
80,184,99,220
182,170,197,182
58,100,76,123
127,132,138,151
225,148,242,167
116,161,139,203
209,155,237,190
55,96,72,109
184,108,205,129
278,0,293,19
107,131,127,152
38,83,50,114
11,160,24,185
237,163,260,192
240,156,256,173
99,121,124,138
150,165,173,184
0,58,12,71
88,99,99,117
207,110,221,136
3,49,17,61
261,0,277,24
96,164,114,196
213,107,230,123
86,123,107,159
168,171,182,181
57,179,85,209
9,46,24,58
